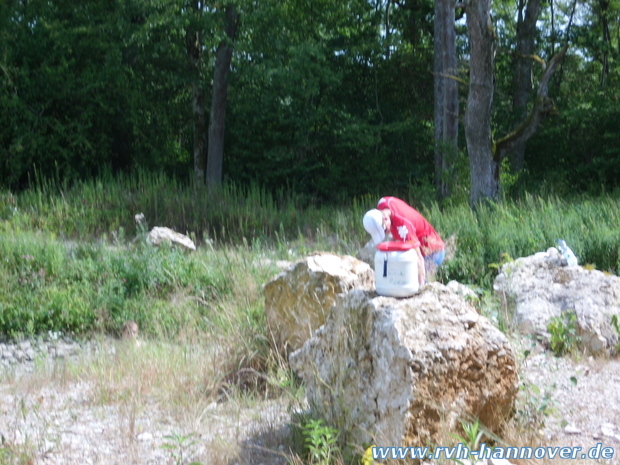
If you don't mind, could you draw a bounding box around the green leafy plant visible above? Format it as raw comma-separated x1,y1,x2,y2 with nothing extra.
448,419,485,465
547,310,581,356
301,418,340,465
513,380,556,431
612,315,620,352
487,252,514,273
161,432,202,465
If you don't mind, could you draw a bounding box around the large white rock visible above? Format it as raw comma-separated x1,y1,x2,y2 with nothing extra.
148,227,196,251
493,250,620,354
289,283,518,451
264,253,374,354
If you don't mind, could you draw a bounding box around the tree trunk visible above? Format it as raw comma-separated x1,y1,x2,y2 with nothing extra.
465,0,497,206
206,5,239,188
433,0,459,200
508,0,541,173
186,25,207,186
598,0,611,87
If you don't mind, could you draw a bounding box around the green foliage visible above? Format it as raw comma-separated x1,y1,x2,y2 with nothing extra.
301,418,340,465
547,310,581,356
514,380,555,430
161,432,202,465
4,171,373,253
0,0,619,200
611,315,620,352
436,193,620,286
524,90,620,197
6,174,620,300
0,0,191,189
448,419,485,465
4,175,620,341
0,225,228,338
1,0,438,201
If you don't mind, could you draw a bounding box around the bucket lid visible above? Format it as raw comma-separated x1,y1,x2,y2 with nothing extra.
377,241,414,252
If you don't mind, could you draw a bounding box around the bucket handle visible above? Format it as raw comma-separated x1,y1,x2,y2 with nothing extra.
383,253,388,277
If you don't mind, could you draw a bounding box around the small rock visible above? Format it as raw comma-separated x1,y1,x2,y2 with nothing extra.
137,432,153,441
148,226,196,251
14,429,25,445
602,426,615,437
564,425,582,434
25,348,36,361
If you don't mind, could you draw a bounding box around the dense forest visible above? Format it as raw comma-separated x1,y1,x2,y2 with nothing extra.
1,0,619,204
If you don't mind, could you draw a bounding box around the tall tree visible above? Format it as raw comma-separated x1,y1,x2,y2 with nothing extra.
508,0,541,173
464,0,568,205
186,1,208,185
465,0,497,205
206,4,239,188
433,0,459,200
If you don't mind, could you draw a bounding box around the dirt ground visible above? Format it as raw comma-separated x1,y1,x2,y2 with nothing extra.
1,335,619,465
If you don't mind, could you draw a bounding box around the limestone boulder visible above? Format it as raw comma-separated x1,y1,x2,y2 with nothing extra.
289,283,518,450
446,280,479,302
263,253,374,354
493,249,620,354
148,227,196,251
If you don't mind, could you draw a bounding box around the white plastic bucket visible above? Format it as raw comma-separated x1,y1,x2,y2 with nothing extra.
374,241,419,297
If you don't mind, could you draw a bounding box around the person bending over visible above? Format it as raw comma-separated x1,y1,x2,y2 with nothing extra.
363,196,445,285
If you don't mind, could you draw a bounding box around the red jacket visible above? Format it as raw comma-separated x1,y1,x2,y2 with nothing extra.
377,197,445,256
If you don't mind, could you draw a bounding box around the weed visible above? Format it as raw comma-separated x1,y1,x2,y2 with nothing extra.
612,315,620,352
487,252,514,273
298,418,340,465
448,419,485,465
162,432,202,465
477,289,513,333
513,381,555,430
547,310,581,356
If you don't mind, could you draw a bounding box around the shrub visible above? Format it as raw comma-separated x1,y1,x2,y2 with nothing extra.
547,310,581,356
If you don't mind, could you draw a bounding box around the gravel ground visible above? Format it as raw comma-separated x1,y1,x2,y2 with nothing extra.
517,338,620,463
1,334,619,464
0,335,293,465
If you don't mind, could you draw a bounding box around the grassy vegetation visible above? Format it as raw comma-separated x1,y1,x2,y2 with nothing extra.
2,173,620,464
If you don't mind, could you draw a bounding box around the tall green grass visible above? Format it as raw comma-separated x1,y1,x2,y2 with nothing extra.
3,171,370,250
0,227,229,338
2,173,620,339
430,193,620,286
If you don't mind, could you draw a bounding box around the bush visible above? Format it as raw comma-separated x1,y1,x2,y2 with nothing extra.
0,228,228,338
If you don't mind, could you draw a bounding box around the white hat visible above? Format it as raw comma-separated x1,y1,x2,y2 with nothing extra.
363,209,385,245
